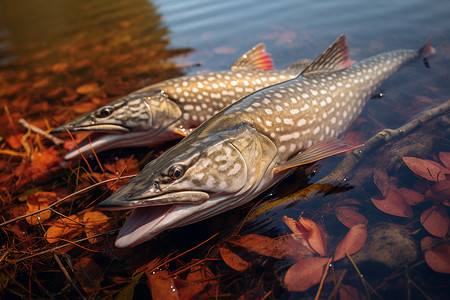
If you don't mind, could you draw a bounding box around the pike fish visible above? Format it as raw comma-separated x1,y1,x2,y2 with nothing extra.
52,44,310,160
98,35,435,248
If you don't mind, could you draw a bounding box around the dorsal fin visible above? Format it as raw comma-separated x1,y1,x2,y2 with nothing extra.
300,35,351,77
230,43,274,71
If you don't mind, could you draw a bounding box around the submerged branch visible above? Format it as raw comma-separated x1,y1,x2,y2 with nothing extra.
248,99,450,221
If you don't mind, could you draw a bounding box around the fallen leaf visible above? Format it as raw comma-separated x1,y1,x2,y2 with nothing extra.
427,179,450,205
82,210,111,243
73,256,104,294
420,205,449,237
421,237,450,274
395,187,425,206
339,284,366,300
25,191,58,225
283,216,327,256
284,257,329,292
373,168,390,197
45,214,82,243
334,224,367,261
371,188,413,218
146,269,179,300
439,152,450,169
335,206,368,229
402,156,450,182
176,260,216,300
5,134,23,150
219,244,251,271
76,82,99,94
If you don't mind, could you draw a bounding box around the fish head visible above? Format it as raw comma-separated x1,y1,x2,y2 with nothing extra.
98,122,278,247
51,90,182,159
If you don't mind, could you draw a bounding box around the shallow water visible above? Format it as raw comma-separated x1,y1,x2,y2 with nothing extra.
0,0,449,298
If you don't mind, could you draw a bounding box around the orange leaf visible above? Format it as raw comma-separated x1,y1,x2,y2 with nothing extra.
284,257,329,292
335,206,368,229
421,237,450,274
45,214,82,243
402,156,450,182
440,152,450,169
283,215,308,238
82,210,111,244
5,134,23,150
371,189,413,218
176,261,216,300
218,245,251,271
146,269,180,300
420,205,449,237
334,224,367,261
76,82,99,94
25,192,58,225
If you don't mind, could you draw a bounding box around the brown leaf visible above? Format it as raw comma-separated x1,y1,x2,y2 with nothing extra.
420,205,449,237
373,168,390,197
335,206,368,229
334,224,367,261
371,189,413,218
421,237,450,274
25,191,58,225
176,260,216,300
440,152,450,169
402,156,450,182
146,269,180,300
73,256,104,294
219,244,251,271
76,82,99,94
427,179,450,205
284,257,329,292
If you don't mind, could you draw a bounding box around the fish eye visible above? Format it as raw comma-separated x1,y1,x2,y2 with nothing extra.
98,107,114,118
168,164,185,180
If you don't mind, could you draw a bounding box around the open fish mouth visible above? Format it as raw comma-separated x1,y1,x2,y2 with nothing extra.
98,191,210,210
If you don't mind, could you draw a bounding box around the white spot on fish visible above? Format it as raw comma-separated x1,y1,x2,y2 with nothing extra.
275,105,283,112
297,119,306,127
311,90,318,96
313,126,320,135
290,108,299,114
302,93,309,99
320,101,326,107
265,108,273,115
184,104,194,111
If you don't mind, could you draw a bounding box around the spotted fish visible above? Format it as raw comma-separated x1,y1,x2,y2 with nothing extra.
51,44,310,160
98,35,435,247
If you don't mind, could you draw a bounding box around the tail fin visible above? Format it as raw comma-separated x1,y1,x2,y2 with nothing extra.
419,38,436,68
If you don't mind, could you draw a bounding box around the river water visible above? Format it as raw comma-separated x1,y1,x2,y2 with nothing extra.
0,0,449,298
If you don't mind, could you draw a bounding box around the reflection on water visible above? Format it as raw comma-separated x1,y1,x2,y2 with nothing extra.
0,0,190,137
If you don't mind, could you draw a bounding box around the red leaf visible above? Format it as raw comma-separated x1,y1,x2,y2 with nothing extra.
284,257,329,292
395,187,425,206
299,217,327,256
440,152,450,169
334,224,367,261
371,189,413,218
283,216,327,256
339,284,367,300
421,237,450,274
218,245,251,271
335,206,368,229
402,156,450,182
427,180,450,205
146,270,179,300
6,134,23,150
420,205,449,237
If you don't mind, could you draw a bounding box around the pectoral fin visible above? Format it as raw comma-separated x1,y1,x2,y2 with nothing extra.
274,138,361,173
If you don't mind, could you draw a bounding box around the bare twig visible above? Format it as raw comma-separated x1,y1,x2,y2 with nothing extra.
53,252,87,300
0,174,136,227
19,118,64,145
